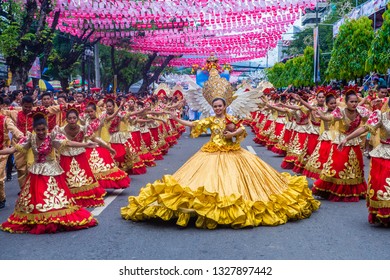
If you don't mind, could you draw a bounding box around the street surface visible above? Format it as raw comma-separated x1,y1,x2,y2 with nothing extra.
0,127,387,260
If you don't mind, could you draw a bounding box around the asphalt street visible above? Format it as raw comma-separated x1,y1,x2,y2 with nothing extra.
1,127,388,260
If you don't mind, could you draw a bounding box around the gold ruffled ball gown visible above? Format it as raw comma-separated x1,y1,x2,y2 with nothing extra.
121,116,320,229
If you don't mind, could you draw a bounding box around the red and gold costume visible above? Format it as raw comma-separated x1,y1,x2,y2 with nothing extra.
0,132,97,234
312,106,370,202
364,109,390,224
0,115,24,204
85,117,131,189
58,125,106,207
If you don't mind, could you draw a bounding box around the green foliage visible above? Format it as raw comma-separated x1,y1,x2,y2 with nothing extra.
0,22,20,58
0,0,58,86
99,44,147,91
326,16,374,81
366,5,390,73
266,46,315,88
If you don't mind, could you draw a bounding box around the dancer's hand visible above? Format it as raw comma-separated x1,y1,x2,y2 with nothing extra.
223,131,234,139
169,111,177,120
86,142,98,148
337,140,347,151
109,147,116,157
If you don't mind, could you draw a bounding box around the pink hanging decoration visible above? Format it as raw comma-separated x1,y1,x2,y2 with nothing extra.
41,0,324,66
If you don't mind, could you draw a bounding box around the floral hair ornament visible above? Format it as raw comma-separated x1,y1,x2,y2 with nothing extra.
84,98,98,109
31,106,50,120
342,85,359,95
65,103,82,115
325,89,338,100
315,86,328,95
103,94,117,104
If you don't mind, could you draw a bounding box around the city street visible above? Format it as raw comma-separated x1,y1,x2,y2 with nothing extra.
0,127,386,260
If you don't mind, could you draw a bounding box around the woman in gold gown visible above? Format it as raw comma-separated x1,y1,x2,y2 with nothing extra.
121,96,320,229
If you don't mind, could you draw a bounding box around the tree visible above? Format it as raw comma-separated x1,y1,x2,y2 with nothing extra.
326,16,374,82
99,45,147,93
46,30,99,91
266,46,314,88
0,0,59,88
138,53,176,95
366,5,390,74
265,62,285,88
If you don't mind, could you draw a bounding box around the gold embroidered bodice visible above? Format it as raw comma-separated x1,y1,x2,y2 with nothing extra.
15,132,67,176
191,115,247,152
365,110,390,159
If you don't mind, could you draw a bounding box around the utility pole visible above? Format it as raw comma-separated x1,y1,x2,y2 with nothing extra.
94,44,100,88
314,0,320,86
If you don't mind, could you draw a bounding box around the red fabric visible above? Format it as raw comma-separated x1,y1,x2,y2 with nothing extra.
302,140,332,179
312,181,367,202
59,154,105,207
139,152,156,167
85,147,131,189
0,173,97,234
130,131,142,152
16,111,33,134
367,157,390,224
110,142,135,172
312,143,367,201
266,122,285,149
0,115,4,150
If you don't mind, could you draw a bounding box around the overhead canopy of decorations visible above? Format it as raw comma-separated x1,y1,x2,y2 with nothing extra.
40,0,323,66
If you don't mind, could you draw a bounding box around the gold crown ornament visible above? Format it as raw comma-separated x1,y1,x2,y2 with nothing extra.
202,68,235,106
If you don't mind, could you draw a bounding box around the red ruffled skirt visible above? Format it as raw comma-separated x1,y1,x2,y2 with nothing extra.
141,130,163,161
302,140,332,180
266,122,285,150
254,119,273,146
312,144,367,202
60,154,105,207
169,119,181,140
164,122,178,147
272,127,291,156
281,130,308,170
158,124,170,155
367,156,390,225
0,173,97,234
150,127,165,160
126,133,147,175
293,132,318,174
110,142,139,173
85,147,131,189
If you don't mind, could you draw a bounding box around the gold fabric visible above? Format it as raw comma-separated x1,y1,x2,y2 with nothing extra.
0,155,7,201
121,117,320,229
203,69,235,106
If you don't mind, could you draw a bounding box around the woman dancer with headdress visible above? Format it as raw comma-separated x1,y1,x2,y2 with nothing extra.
0,110,97,234
338,99,390,224
83,100,131,189
302,90,338,179
58,106,106,207
312,87,370,202
121,69,320,229
289,88,327,174
100,96,141,173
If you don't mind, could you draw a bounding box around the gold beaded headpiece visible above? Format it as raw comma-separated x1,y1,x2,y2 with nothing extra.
202,68,235,106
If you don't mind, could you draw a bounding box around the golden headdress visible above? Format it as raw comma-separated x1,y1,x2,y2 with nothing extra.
202,68,235,106
171,84,184,100
153,83,171,99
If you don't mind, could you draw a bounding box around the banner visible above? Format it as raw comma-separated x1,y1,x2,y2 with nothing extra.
28,57,41,79
313,26,320,84
0,54,8,80
333,0,390,37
